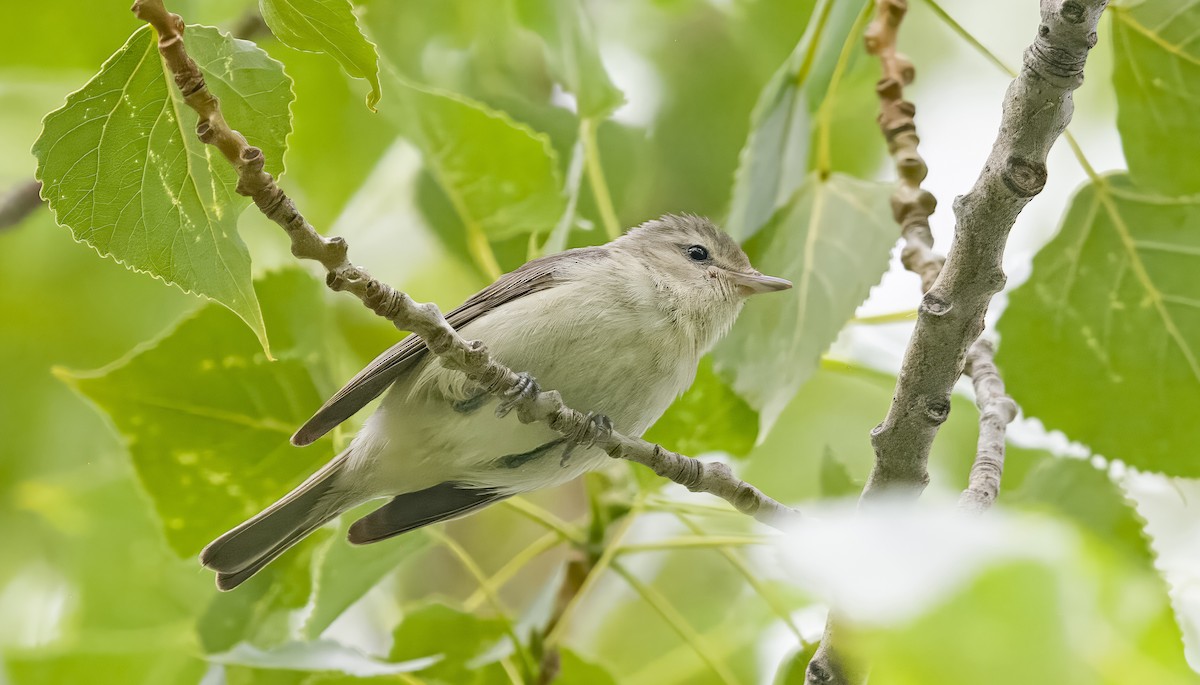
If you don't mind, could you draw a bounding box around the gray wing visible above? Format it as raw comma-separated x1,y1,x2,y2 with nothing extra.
290,246,608,446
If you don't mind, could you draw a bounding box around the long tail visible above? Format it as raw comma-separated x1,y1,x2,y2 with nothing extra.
200,452,355,591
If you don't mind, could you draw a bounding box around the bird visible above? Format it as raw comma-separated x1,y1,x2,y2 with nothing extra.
200,214,791,590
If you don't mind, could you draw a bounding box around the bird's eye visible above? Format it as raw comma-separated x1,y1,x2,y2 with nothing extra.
686,245,710,262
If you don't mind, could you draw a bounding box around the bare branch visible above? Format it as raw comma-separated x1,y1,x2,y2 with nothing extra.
958,340,1018,511
806,0,1105,682
0,180,44,232
130,0,796,529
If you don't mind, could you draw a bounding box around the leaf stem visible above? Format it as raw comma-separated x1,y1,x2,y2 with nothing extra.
581,117,621,240
814,0,876,175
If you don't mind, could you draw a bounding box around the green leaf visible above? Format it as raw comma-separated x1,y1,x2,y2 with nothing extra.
644,357,758,458
260,0,382,110
389,602,508,681
726,0,869,241
714,173,895,433
774,643,819,685
198,529,331,653
514,0,625,119
34,25,294,353
1112,3,1200,195
59,270,336,556
818,448,859,498
997,174,1200,476
557,648,620,685
302,517,433,639
380,69,566,241
6,649,206,685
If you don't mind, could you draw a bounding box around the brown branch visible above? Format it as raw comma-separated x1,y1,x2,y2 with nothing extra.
806,0,1106,683
131,0,796,529
0,180,44,232
537,551,590,684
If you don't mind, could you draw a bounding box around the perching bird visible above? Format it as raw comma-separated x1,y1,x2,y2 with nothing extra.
201,215,790,589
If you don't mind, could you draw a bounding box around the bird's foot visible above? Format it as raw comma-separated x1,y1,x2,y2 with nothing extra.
560,413,613,466
495,372,540,418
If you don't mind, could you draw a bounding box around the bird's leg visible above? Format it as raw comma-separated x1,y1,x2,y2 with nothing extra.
495,372,540,418
560,413,614,466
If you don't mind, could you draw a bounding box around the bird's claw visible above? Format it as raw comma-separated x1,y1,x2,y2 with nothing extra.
495,372,540,418
560,412,613,466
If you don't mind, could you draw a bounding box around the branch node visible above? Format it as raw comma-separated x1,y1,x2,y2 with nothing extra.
1002,157,1048,197
919,293,952,317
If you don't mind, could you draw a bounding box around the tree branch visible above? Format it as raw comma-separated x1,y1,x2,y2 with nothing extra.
806,0,1105,682
130,0,797,529
0,180,44,232
958,339,1018,511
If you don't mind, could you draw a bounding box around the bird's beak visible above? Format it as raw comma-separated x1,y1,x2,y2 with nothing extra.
729,269,792,296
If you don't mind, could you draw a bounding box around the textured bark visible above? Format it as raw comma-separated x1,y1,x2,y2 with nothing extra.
958,340,1018,511
807,0,1106,682
131,0,797,529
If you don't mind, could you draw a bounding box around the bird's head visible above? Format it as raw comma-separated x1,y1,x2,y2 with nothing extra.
611,214,790,350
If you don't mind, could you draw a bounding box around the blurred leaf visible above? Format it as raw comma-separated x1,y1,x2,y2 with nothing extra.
388,602,508,681
377,69,565,241
774,642,819,685
60,270,336,556
226,667,420,684
644,357,758,458
198,529,331,653
514,0,624,118
6,649,206,685
1112,3,1200,195
557,647,620,685
726,0,869,241
302,518,433,639
715,173,895,433
34,25,293,353
260,0,381,110
1009,458,1152,566
819,448,859,498
998,174,1200,477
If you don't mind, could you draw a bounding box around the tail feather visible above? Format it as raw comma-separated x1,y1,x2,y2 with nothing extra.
347,483,507,545
201,452,353,590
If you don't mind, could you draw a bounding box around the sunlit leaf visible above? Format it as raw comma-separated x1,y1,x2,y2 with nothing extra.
644,357,758,458
34,25,294,353
260,0,382,110
1112,2,1200,195
514,0,625,118
60,270,336,556
380,70,565,241
998,175,1200,476
6,650,206,685
726,0,869,241
715,173,895,433
819,448,858,498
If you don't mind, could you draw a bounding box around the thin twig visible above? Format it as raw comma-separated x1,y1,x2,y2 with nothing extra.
806,0,1107,683
0,180,44,232
130,0,797,529
958,340,1017,511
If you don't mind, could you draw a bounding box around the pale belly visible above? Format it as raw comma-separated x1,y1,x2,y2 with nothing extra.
351,283,699,495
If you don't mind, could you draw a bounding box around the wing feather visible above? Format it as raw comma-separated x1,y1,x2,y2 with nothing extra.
290,247,608,446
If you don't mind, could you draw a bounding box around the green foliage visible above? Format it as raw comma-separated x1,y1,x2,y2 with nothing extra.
1112,3,1200,196
715,173,895,432
60,270,336,556
388,602,508,682
380,70,566,244
259,0,382,110
644,357,758,458
513,0,625,119
998,174,1200,477
7,1,1200,683
726,0,869,241
34,25,293,353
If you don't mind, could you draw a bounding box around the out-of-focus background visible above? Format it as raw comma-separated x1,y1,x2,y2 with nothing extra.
2,0,1198,683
